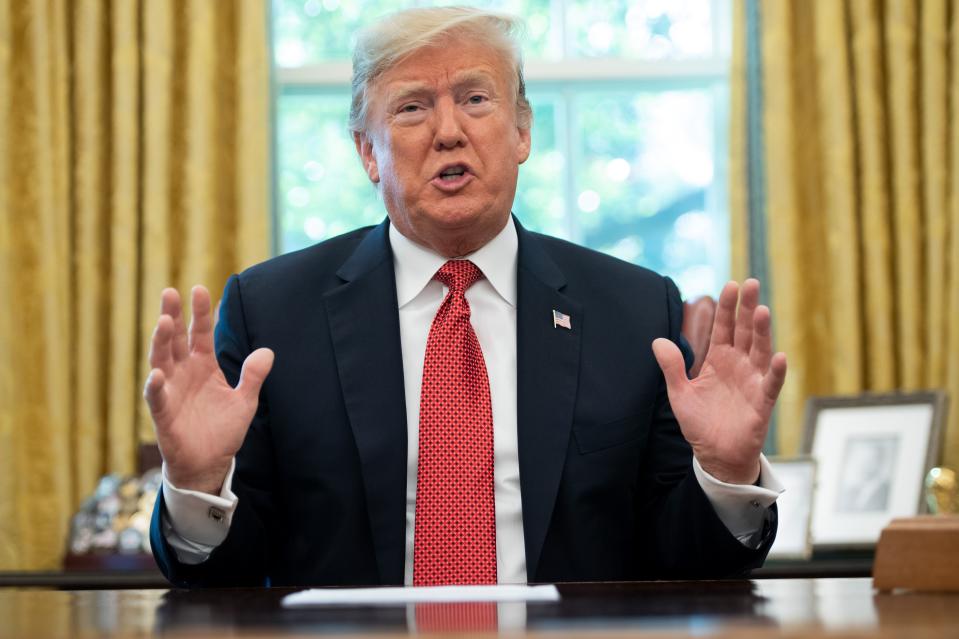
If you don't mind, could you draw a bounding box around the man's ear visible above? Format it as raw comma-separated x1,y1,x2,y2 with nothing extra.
353,131,380,183
516,126,532,165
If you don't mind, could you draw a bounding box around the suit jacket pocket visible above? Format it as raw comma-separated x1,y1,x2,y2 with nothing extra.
572,416,644,454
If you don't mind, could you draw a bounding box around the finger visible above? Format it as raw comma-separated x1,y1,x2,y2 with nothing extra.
188,285,214,354
734,279,760,353
652,338,688,394
749,305,773,373
708,281,740,347
762,352,788,401
148,314,176,377
143,368,169,419
236,348,275,403
160,288,189,362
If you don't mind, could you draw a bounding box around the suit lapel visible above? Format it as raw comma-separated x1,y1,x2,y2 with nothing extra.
324,220,407,585
515,220,582,581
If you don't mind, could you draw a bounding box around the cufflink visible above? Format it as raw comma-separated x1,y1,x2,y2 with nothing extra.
208,507,225,523
750,500,761,508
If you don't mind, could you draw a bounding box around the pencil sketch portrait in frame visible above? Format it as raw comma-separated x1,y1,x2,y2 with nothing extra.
802,392,946,548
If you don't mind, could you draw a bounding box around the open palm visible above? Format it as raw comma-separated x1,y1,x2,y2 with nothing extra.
143,286,274,494
652,279,787,485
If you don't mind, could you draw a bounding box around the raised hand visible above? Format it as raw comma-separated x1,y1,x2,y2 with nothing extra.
143,286,274,494
651,279,787,485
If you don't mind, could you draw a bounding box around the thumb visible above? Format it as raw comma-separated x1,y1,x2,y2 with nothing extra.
652,338,688,393
236,347,275,402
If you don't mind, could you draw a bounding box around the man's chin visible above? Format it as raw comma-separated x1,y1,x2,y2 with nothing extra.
431,210,487,231
417,200,505,229
404,207,508,256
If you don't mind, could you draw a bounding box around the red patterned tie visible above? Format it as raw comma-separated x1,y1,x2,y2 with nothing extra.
414,603,499,632
413,259,496,586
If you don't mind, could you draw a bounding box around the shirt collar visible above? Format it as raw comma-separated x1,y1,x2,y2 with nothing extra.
389,216,518,309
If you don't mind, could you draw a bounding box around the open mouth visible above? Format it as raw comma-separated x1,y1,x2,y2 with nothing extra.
431,163,474,192
437,164,468,181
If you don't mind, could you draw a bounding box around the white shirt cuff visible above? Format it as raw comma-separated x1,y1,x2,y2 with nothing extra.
160,459,238,564
693,454,784,547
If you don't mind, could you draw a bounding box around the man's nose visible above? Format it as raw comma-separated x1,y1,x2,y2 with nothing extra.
432,97,466,150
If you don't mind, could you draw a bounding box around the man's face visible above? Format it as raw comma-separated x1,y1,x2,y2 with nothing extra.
354,38,532,257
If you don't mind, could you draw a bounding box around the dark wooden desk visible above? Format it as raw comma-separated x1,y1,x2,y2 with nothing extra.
1,579,958,638
0,550,876,591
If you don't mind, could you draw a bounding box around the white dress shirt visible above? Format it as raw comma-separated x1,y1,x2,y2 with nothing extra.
161,217,784,579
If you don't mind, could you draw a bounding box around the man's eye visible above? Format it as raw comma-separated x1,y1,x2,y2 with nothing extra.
400,104,421,113
467,95,487,105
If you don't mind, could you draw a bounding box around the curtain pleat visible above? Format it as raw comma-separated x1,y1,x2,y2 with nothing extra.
921,0,948,389
137,0,175,440
107,0,142,475
237,3,271,266
72,0,111,500
0,0,13,569
850,0,898,391
0,0,269,570
885,0,923,390
813,0,862,395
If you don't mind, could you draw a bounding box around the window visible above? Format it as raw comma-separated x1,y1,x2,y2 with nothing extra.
272,0,731,298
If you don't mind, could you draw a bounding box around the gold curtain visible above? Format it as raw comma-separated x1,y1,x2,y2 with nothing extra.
0,0,270,571
731,0,959,466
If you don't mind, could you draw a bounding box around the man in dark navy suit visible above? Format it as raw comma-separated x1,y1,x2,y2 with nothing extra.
145,7,788,588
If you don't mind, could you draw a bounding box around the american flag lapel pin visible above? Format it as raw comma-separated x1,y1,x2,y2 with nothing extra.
552,309,571,330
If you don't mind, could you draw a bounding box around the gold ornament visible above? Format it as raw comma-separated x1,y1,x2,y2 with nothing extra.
925,467,959,514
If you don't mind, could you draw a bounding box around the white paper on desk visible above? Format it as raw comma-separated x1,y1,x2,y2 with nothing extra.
282,584,560,608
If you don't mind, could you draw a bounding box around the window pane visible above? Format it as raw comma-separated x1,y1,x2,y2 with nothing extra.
514,94,568,239
276,92,384,252
273,0,556,67
566,0,716,59
568,88,727,297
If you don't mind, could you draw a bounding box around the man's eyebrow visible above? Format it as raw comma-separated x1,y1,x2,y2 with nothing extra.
385,82,432,105
450,70,497,90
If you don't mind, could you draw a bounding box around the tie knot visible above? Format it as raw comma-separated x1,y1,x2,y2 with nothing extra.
434,260,484,294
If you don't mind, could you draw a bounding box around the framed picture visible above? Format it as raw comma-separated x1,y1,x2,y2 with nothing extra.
802,391,947,548
767,457,816,560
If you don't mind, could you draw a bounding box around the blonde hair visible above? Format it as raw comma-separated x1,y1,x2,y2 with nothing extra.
349,6,532,133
